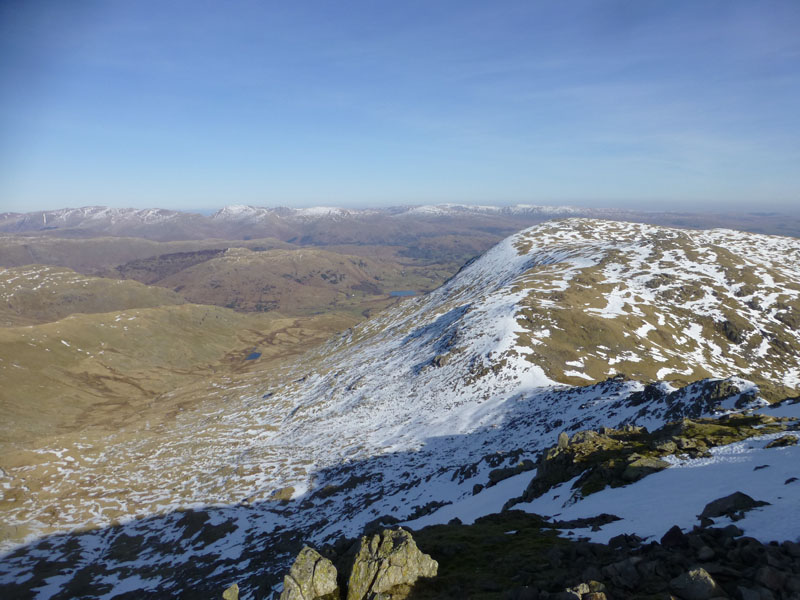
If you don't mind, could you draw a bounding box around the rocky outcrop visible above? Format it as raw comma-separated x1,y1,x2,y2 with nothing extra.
512,413,792,507
280,546,340,600
627,378,760,419
278,529,436,600
346,529,438,600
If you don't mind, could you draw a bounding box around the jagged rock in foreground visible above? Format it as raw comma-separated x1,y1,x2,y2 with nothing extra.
346,528,438,600
280,529,437,600
280,546,340,600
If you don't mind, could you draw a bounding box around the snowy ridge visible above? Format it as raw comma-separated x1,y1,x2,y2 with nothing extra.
0,206,184,230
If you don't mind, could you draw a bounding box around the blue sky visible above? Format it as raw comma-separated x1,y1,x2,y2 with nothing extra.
1,1,799,213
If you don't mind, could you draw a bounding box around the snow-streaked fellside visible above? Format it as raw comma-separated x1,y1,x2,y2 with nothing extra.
1,219,799,599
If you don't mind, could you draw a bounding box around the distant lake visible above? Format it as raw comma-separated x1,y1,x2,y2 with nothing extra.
389,290,417,297
245,351,261,360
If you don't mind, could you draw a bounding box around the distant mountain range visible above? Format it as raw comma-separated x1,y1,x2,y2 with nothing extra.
0,204,587,245
2,203,800,242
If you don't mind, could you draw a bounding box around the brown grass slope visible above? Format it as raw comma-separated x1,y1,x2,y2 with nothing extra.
0,303,358,446
0,265,186,326
151,247,448,316
0,234,292,275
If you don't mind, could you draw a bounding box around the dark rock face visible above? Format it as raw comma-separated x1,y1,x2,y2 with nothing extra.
488,459,536,486
660,524,689,548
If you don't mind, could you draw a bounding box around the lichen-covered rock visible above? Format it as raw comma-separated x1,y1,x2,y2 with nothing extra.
280,546,340,600
347,528,438,600
621,454,670,481
222,583,239,600
765,434,798,448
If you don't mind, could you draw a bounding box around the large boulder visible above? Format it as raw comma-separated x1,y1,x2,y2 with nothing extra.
280,546,341,600
699,491,770,520
347,528,438,600
669,568,725,600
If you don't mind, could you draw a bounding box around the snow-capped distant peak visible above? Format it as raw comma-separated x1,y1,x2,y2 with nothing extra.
403,203,580,216
211,204,263,219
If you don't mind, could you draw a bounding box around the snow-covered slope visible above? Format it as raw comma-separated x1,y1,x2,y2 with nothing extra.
1,219,799,599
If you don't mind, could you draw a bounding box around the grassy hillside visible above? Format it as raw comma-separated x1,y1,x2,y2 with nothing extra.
0,304,357,446
0,265,186,326
150,247,452,317
0,234,292,275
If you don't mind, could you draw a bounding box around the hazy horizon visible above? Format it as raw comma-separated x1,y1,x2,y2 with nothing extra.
4,200,800,219
2,1,799,214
